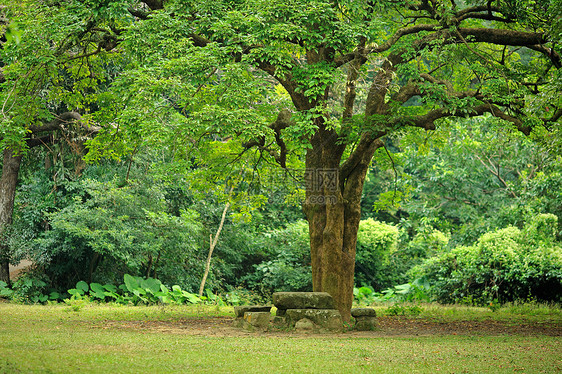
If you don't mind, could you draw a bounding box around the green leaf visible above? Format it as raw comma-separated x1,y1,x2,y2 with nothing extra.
103,284,118,293
358,286,373,296
49,292,61,300
394,283,412,294
68,288,83,298
141,278,162,294
89,283,107,299
90,283,105,293
124,274,141,293
181,291,201,304
0,288,14,297
76,281,89,293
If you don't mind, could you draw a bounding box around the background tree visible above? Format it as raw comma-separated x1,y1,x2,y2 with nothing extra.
0,0,122,284
363,117,562,247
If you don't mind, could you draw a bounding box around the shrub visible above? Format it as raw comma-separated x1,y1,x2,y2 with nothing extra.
27,178,204,292
413,214,562,304
5,270,63,304
355,219,400,289
243,220,312,293
387,226,450,286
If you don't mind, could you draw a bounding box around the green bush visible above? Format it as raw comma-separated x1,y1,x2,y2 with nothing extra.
27,178,205,292
355,219,400,289
243,220,312,293
0,281,14,299
3,270,64,304
412,214,562,304
385,225,450,287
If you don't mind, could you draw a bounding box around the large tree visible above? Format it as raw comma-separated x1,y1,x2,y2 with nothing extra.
0,2,107,285
8,0,562,320
121,0,562,321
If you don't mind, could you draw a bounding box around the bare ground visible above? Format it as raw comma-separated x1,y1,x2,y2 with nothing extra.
96,316,562,338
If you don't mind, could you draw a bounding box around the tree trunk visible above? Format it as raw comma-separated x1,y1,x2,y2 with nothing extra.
199,200,230,297
0,149,23,286
303,130,382,322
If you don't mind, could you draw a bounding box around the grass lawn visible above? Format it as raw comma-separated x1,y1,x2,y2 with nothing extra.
0,302,561,373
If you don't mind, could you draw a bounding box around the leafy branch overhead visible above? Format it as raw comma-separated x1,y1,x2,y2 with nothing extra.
88,0,561,169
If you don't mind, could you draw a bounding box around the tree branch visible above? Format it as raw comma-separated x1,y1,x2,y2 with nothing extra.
342,37,367,120
527,45,561,69
28,112,83,133
544,107,562,125
474,154,518,198
26,134,55,148
141,0,164,10
391,80,422,104
27,112,101,143
456,5,513,23
334,24,439,68
242,109,295,168
365,57,401,116
457,27,547,47
341,136,385,202
395,103,530,134
340,134,385,182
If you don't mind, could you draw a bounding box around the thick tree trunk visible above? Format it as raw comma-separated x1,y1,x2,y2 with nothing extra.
0,149,23,286
303,129,381,322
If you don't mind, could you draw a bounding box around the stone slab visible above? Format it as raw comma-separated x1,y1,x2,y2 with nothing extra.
272,292,335,310
234,305,272,318
351,308,377,317
354,316,377,331
295,318,315,331
285,309,342,331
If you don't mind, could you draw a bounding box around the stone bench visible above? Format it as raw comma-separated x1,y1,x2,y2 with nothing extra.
232,293,376,332
272,292,343,332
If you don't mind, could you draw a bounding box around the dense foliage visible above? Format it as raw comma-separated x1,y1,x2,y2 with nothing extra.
4,117,562,305
364,117,562,245
412,214,562,304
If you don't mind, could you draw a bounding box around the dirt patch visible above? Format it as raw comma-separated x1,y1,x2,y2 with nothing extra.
99,317,252,337
95,316,562,338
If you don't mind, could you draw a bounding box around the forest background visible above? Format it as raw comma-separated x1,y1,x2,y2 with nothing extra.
0,0,561,315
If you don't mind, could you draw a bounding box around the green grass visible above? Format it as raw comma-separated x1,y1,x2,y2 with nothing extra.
1,302,561,373
370,301,562,323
